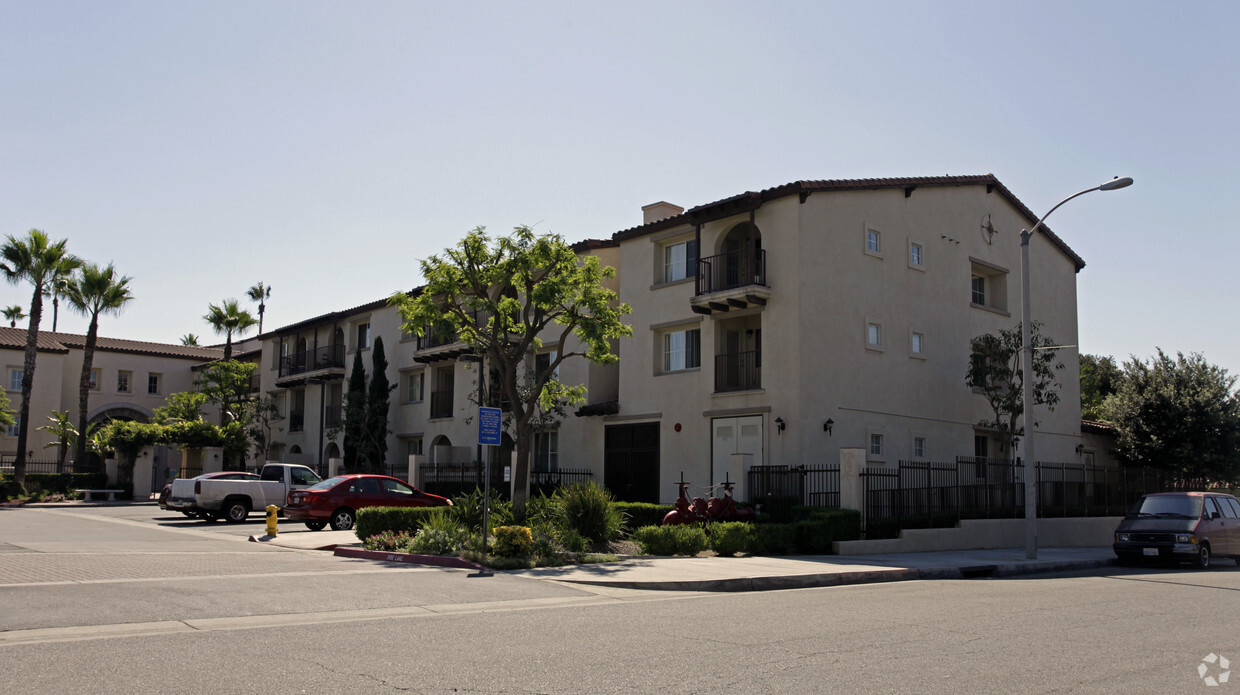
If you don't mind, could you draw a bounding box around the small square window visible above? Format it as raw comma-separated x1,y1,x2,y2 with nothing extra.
148,373,162,395
867,322,882,348
662,239,697,283
866,229,881,253
870,433,884,456
913,437,926,459
89,369,101,391
406,372,424,403
117,371,132,393
406,437,424,457
356,323,370,350
911,332,925,355
910,242,923,267
662,329,700,373
971,275,986,305
8,368,23,392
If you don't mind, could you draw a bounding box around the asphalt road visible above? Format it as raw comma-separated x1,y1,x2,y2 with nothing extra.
2,504,1238,694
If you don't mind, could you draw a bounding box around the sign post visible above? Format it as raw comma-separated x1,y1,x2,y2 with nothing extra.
478,406,502,564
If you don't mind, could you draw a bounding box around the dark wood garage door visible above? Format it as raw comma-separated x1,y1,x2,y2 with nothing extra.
604,423,660,503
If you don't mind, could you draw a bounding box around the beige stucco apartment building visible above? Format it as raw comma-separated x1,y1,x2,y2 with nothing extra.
594,175,1088,503
3,174,1099,506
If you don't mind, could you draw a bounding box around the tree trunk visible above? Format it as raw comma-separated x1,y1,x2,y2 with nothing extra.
74,317,100,469
14,290,45,486
512,426,532,513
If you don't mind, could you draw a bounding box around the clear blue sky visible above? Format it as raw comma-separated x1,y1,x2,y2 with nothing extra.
2,1,1236,376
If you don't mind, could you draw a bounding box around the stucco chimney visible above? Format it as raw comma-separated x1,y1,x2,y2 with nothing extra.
641,201,684,225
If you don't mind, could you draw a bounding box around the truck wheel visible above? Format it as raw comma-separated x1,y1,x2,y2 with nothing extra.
329,507,356,531
223,498,250,524
305,521,326,531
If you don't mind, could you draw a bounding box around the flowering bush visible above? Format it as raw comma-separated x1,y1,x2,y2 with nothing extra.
491,526,534,557
363,530,414,552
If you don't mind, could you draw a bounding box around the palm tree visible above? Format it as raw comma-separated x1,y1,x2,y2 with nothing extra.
1,230,80,485
246,282,271,335
48,273,72,332
3,304,25,327
65,263,134,468
204,299,257,361
181,333,200,346
37,410,78,473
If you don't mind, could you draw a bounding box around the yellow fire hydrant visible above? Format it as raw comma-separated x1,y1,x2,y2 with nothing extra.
266,504,280,537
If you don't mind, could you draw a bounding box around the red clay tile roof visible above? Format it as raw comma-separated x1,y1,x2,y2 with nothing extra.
612,174,1086,271
0,327,224,361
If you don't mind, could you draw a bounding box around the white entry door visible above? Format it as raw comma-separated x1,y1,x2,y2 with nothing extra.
711,416,763,496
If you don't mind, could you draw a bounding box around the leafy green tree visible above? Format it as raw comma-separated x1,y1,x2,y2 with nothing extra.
246,393,284,463
1103,349,1240,482
390,226,632,511
3,304,24,327
246,282,272,336
64,263,134,467
1080,354,1123,421
342,349,367,472
194,359,256,430
965,321,1064,462
1,229,81,484
203,299,257,361
0,389,13,428
152,392,209,424
365,336,393,472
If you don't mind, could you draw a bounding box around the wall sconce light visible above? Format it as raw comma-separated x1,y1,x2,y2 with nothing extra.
823,419,833,436
774,417,785,434
1075,444,1085,455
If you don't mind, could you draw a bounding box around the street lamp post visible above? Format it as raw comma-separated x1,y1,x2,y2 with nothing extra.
1021,176,1132,559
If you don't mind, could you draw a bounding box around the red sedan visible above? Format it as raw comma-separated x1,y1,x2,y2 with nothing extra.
284,474,452,531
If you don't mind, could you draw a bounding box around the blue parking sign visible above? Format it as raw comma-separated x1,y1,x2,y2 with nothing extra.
479,407,502,446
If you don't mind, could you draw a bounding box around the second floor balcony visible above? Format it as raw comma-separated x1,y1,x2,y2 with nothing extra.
715,350,761,393
691,249,771,315
278,344,346,380
429,389,454,419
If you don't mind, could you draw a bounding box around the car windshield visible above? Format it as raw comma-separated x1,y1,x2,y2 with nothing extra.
1131,496,1202,519
304,476,346,491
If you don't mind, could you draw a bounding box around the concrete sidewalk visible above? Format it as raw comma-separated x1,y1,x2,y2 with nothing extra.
253,529,1117,592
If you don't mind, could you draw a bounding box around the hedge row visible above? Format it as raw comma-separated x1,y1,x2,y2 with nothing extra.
632,509,861,556
611,502,674,529
0,473,110,500
355,506,449,540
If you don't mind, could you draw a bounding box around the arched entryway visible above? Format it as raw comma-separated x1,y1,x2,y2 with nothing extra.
718,221,764,289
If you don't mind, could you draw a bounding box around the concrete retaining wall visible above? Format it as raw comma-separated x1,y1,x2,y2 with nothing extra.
833,517,1121,555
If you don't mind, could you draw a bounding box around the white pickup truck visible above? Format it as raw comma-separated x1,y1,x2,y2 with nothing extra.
193,463,322,523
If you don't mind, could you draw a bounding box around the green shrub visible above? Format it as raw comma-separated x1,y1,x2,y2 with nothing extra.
355,506,450,540
491,526,535,557
408,512,471,556
708,521,755,557
451,487,512,532
554,480,625,543
24,473,108,496
746,510,861,555
751,523,797,555
631,524,708,556
614,502,674,529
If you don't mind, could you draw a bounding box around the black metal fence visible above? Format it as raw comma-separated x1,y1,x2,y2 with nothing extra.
746,464,840,519
858,458,1216,539
0,458,87,475
416,464,592,500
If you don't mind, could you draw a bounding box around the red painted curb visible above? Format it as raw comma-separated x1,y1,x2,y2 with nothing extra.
333,547,486,570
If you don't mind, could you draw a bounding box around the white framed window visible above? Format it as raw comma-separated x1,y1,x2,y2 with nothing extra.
406,437,424,457
272,392,286,419
534,431,559,471
911,331,925,357
356,322,370,350
913,436,927,459
89,368,101,391
865,228,882,256
535,350,559,380
8,368,22,392
909,240,924,268
117,370,132,394
405,371,424,403
869,433,884,457
662,328,701,372
147,373,162,395
866,321,883,350
662,239,697,283
970,259,1009,312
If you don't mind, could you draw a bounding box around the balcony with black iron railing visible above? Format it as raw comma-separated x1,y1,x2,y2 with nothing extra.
289,410,305,433
323,404,342,429
278,344,346,379
691,249,771,315
715,350,761,392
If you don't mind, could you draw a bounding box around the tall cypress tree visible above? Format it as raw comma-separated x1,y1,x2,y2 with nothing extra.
366,336,392,473
342,349,367,473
